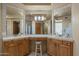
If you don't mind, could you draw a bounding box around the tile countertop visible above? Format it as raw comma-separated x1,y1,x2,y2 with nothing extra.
3,35,74,42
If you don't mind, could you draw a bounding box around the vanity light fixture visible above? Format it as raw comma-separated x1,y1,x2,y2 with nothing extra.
34,16,45,21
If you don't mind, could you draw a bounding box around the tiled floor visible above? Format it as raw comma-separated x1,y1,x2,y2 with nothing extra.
28,52,48,56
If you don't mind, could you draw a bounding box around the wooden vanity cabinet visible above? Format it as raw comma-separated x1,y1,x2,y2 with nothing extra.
17,39,25,56
3,38,30,56
47,38,56,56
59,40,73,56
16,38,30,56
47,38,73,56
3,40,17,56
23,38,30,55
47,39,62,56
55,39,62,56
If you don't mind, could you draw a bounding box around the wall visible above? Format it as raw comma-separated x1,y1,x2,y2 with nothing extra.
0,3,2,55
0,4,1,34
72,4,79,56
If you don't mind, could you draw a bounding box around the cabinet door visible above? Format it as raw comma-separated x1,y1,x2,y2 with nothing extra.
7,45,17,56
17,39,24,56
24,39,30,55
51,41,56,56
3,42,8,56
17,39,30,56
59,45,71,56
47,39,56,56
18,43,26,56
3,41,17,56
47,39,52,55
55,40,62,56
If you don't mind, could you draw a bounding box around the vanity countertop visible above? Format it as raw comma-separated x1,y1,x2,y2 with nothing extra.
48,35,73,42
3,35,73,42
3,35,48,40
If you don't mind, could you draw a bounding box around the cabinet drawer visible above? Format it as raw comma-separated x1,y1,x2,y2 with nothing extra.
62,41,71,46
3,40,16,46
55,40,62,44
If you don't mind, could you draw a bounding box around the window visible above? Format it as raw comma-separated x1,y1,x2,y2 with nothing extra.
55,20,62,35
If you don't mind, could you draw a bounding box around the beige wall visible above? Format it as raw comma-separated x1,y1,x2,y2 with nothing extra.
72,4,79,56
0,3,1,34
0,3,2,55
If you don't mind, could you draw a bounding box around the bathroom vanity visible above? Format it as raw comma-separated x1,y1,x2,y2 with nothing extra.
47,36,73,56
3,35,73,56
2,3,73,56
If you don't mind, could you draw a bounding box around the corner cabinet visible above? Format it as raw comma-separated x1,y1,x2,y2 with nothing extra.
47,38,73,56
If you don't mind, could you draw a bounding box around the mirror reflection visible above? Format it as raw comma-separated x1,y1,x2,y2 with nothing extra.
6,6,52,36
53,3,72,38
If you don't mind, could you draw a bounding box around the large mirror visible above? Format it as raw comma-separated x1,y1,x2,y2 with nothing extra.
5,4,52,36
6,6,22,36
53,3,72,38
25,14,52,35
6,19,20,36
